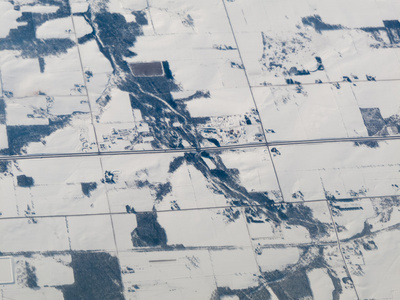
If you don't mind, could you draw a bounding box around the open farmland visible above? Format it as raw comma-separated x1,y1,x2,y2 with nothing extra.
1,0,400,299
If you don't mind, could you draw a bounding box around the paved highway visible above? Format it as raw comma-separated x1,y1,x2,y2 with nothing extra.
1,135,400,161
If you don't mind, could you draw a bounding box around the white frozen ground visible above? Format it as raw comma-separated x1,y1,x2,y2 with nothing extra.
1,0,400,299
0,257,14,284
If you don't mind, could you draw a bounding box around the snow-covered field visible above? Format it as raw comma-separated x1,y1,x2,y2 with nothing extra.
0,257,14,284
273,140,400,201
1,0,400,299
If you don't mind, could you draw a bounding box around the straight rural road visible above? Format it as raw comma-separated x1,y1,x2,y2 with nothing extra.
1,135,399,161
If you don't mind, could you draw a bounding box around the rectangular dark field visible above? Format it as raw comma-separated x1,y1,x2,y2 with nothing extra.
129,61,164,77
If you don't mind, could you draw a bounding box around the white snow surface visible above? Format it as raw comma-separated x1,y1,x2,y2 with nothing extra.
1,0,400,299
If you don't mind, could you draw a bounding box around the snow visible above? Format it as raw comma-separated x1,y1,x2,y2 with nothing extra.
120,0,147,11
1,53,85,98
185,88,255,118
308,0,386,28
36,17,74,40
248,201,336,245
256,248,300,272
112,214,138,251
157,208,251,247
252,84,369,141
25,116,98,154
6,157,109,216
219,148,281,197
70,0,89,13
72,16,94,38
101,153,175,184
48,96,90,116
98,89,135,124
148,0,231,35
0,257,14,284
308,268,334,300
118,250,216,299
5,96,49,126
35,16,91,41
0,124,8,149
0,0,400,298
26,183,109,216
0,217,69,252
162,162,228,209
67,215,116,251
0,175,16,217
78,40,113,74
0,2,22,38
32,255,74,286
2,288,64,300
342,230,400,299
273,140,400,201
352,81,400,119
20,4,59,14
210,248,259,289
